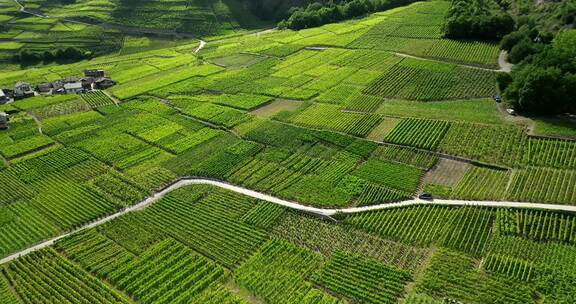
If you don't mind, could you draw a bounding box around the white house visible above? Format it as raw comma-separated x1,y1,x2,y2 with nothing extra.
63,82,84,94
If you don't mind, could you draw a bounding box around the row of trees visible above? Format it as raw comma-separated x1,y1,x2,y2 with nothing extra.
14,47,92,64
278,0,415,30
443,0,514,40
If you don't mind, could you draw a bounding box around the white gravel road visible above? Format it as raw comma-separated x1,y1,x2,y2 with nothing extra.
1,177,575,265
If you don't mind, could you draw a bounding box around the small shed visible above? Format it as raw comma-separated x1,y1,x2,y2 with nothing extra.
64,82,84,94
81,77,95,90
94,78,116,89
84,69,105,78
14,82,34,99
0,89,7,104
37,83,53,94
0,112,9,130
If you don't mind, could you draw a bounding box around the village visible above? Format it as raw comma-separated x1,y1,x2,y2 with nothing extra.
0,69,115,104
0,69,116,130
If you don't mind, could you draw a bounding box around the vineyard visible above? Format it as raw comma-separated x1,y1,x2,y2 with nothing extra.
1,182,576,303
1,0,576,302
438,122,526,167
271,212,429,272
289,103,381,137
507,167,576,204
417,248,535,304
107,238,227,303
234,238,335,304
524,137,576,169
363,58,497,100
482,253,536,281
4,248,131,303
141,189,267,268
352,159,423,193
371,145,438,170
450,166,510,201
383,118,450,150
495,208,576,244
81,91,116,108
314,251,409,304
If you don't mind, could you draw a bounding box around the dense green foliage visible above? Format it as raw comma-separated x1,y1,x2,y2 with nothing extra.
502,29,576,114
279,0,415,30
443,0,514,40
14,46,92,63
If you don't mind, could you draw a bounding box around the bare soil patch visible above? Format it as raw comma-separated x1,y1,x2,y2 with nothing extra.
251,99,302,118
423,158,468,186
366,117,401,141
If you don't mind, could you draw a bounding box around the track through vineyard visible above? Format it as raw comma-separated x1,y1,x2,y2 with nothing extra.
2,177,576,266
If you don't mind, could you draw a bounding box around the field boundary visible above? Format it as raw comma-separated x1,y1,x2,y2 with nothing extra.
2,177,576,266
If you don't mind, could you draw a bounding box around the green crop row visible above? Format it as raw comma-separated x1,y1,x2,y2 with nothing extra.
235,238,341,304
141,189,266,268
495,208,576,245
483,253,536,282
81,91,116,108
384,118,449,150
5,248,131,303
271,212,428,272
314,251,409,304
363,59,496,101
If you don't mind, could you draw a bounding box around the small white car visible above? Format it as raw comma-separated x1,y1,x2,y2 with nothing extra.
506,108,516,116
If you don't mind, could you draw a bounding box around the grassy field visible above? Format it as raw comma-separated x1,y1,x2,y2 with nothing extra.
0,0,575,303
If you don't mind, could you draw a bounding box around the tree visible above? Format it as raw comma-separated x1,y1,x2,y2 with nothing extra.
508,38,537,63
503,29,576,115
505,66,568,114
43,50,55,62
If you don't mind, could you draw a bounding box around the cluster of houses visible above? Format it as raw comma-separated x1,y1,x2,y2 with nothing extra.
0,70,116,104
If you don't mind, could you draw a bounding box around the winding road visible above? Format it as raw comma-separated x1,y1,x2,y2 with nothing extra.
1,177,576,265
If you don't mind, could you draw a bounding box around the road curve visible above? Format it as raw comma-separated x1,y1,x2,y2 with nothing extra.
498,50,513,73
2,177,576,265
194,40,206,54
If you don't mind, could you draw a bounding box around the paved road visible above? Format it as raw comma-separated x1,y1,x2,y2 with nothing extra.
2,177,576,265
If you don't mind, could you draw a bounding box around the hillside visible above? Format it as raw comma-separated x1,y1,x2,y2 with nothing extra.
0,0,576,303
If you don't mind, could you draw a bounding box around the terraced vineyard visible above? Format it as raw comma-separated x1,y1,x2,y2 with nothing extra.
81,91,116,108
1,0,576,303
384,118,450,150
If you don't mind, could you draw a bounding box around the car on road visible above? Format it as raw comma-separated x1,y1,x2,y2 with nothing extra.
493,95,502,103
506,108,516,116
418,193,433,200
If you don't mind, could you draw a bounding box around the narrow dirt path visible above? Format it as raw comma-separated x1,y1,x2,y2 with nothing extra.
394,52,504,72
498,50,513,73
29,113,43,134
2,177,576,265
194,40,206,54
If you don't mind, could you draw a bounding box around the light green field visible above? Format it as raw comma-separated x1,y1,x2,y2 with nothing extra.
532,117,576,139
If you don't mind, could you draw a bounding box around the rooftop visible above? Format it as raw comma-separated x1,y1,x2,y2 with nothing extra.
64,82,83,89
